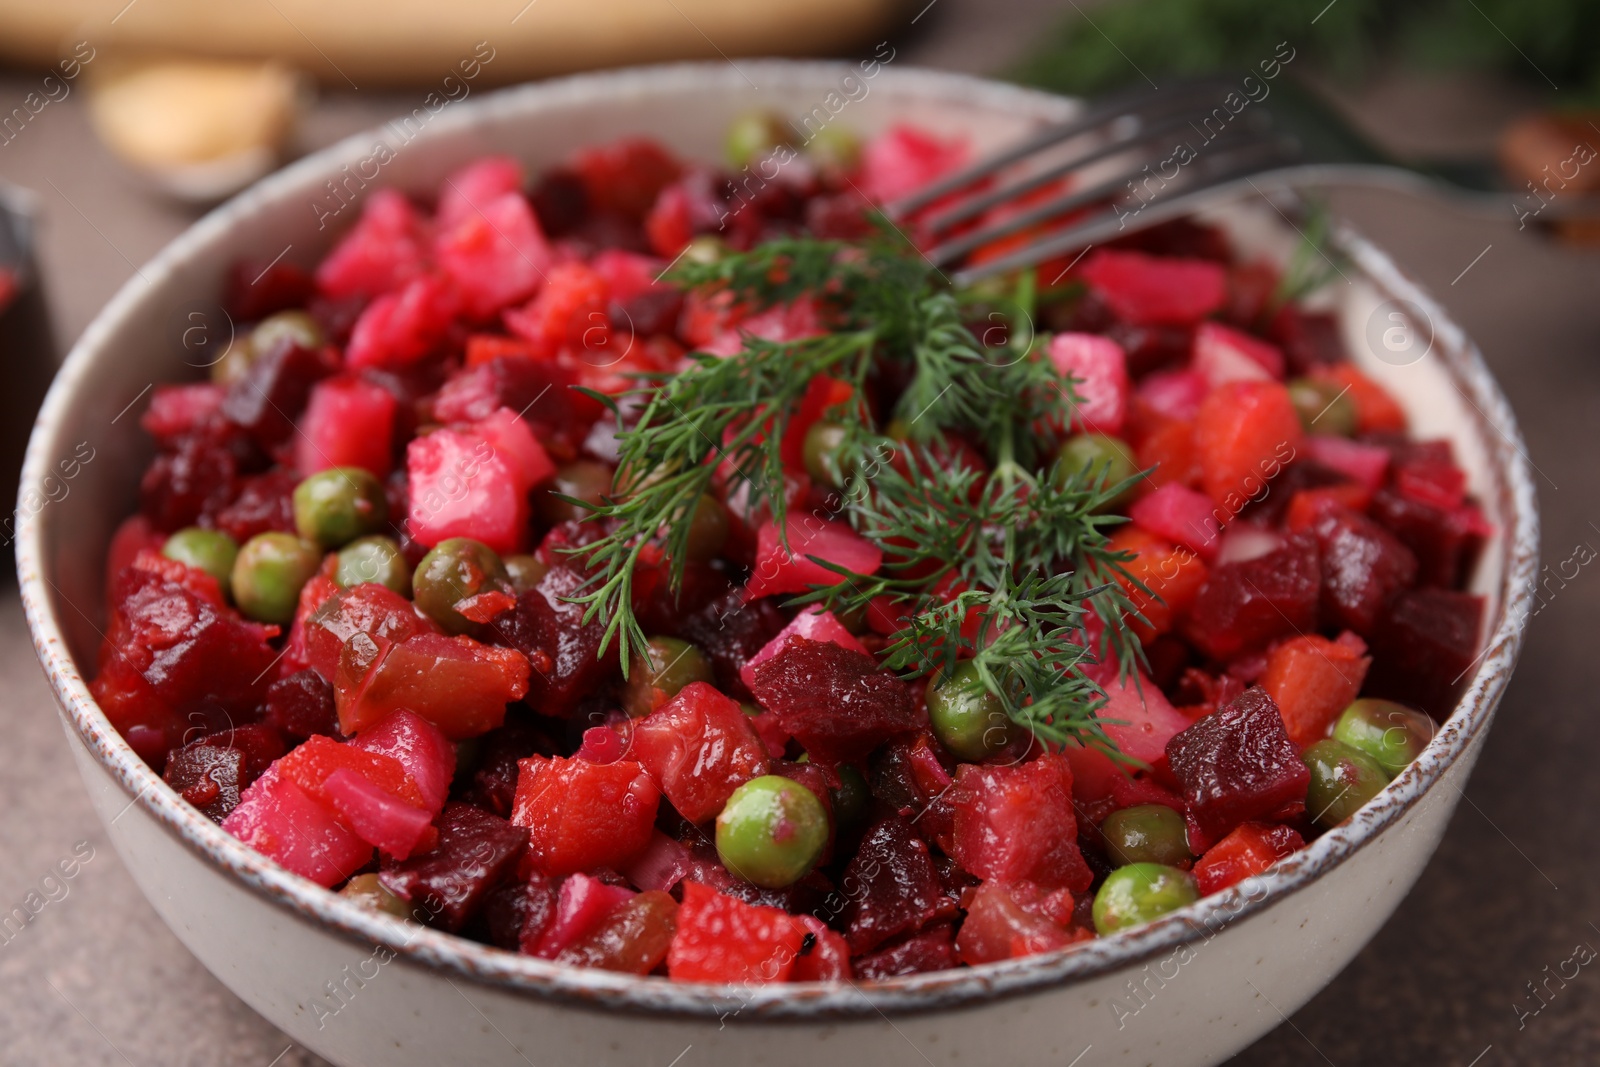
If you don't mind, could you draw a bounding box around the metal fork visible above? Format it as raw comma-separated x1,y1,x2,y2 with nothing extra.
886,76,1531,286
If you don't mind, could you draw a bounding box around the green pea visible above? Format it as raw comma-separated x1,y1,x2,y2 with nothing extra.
802,421,851,490
804,125,861,173
715,775,829,889
622,636,714,717
830,764,869,831
293,467,388,549
232,532,322,624
1053,433,1139,511
411,538,513,636
725,111,792,169
927,660,1012,761
1302,739,1390,829
252,310,323,356
340,873,414,920
539,460,614,526
682,493,729,563
334,535,410,596
1287,377,1357,436
161,527,239,593
1332,699,1435,778
1101,805,1193,868
1092,863,1199,934
503,554,548,596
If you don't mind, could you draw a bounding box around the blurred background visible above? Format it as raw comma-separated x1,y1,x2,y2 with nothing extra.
0,0,1596,1063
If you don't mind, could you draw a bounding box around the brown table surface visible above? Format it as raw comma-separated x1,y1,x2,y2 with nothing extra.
2,1,1597,1064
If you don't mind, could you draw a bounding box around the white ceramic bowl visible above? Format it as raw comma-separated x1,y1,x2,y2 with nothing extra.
18,62,1538,1067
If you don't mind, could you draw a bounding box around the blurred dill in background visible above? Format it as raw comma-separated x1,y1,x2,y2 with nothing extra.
1011,0,1600,101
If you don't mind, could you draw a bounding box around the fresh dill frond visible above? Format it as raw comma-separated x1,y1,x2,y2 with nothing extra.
565,230,1155,752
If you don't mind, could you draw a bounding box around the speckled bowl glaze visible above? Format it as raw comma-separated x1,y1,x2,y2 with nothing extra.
18,62,1537,1067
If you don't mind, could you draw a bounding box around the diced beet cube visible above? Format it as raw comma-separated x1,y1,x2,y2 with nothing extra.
1129,482,1221,560
853,923,958,979
859,124,969,205
435,192,551,320
573,138,683,221
224,257,313,321
1269,307,1345,376
1049,332,1130,435
459,718,557,818
1193,821,1304,896
1258,634,1371,746
222,339,335,449
429,357,602,459
470,407,556,491
745,515,883,600
1370,488,1489,589
437,156,526,230
951,755,1092,892
323,768,434,859
196,724,286,781
841,817,956,955
738,609,868,693
1302,435,1389,494
263,668,340,741
1313,508,1418,636
1136,367,1208,423
380,803,529,932
214,469,298,543
405,424,529,554
484,873,560,953
221,764,373,887
314,188,429,300
276,734,427,812
164,743,246,821
1166,687,1309,851
528,872,635,958
629,682,770,824
141,384,225,446
492,563,618,718
747,638,921,764
1367,589,1486,718
503,260,609,358
667,881,806,983
345,274,459,369
92,571,280,761
296,375,398,478
1079,250,1228,325
528,165,588,237
1183,532,1321,662
511,756,659,876
138,435,240,533
337,632,531,739
956,883,1085,965
675,588,786,701
348,708,456,814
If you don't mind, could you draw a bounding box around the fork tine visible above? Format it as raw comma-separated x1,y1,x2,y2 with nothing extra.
948,147,1300,286
883,76,1240,219
920,110,1212,236
925,125,1290,267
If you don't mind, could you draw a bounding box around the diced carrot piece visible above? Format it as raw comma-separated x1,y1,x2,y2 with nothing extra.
1258,634,1371,746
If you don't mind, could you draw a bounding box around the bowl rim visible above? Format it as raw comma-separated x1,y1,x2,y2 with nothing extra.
16,59,1540,1021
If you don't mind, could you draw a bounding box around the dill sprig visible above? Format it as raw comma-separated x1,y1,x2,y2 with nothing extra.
564,227,1151,753
559,330,876,669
